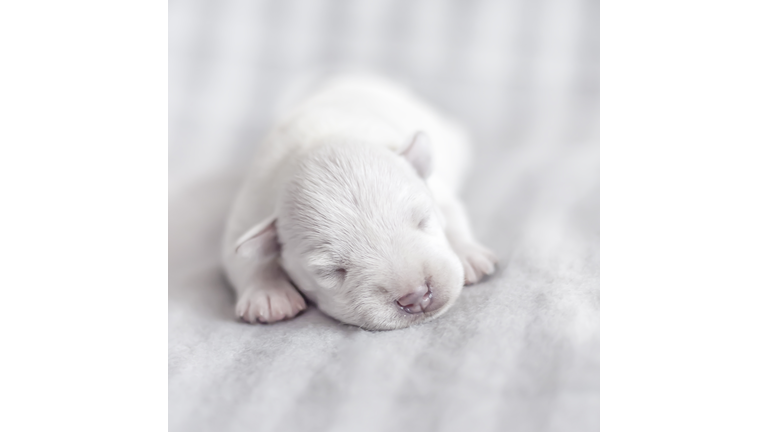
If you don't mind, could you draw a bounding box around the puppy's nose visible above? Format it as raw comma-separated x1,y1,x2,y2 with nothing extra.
397,283,433,314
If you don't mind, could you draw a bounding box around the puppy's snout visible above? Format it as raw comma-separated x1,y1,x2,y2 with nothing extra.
396,282,433,314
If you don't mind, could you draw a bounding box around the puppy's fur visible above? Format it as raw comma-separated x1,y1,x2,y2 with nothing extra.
222,76,495,330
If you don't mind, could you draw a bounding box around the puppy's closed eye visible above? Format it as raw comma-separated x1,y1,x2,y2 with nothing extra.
417,210,440,232
317,267,347,287
333,268,347,280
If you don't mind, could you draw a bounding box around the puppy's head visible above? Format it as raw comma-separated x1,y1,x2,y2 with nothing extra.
235,133,464,330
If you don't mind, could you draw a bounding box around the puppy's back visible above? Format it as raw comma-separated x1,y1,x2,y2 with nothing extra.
279,75,471,189
224,76,471,259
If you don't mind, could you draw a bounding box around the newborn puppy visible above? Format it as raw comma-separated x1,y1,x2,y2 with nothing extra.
222,76,496,330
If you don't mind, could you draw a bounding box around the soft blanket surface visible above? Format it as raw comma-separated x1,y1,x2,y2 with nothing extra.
169,1,599,431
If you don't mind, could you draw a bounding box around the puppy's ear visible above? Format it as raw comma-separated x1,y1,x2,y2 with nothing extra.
400,131,432,179
235,217,280,260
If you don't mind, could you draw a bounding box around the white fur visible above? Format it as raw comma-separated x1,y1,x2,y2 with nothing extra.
222,76,496,330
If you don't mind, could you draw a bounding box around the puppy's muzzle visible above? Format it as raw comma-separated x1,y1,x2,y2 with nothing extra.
396,282,434,314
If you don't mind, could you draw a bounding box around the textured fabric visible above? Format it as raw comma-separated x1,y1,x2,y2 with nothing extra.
169,0,599,431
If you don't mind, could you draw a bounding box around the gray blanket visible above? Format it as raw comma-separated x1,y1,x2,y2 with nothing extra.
169,1,599,431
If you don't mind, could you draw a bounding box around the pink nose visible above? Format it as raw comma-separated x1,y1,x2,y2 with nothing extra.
397,283,433,314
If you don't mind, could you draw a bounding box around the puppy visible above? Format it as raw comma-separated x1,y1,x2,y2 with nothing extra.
222,76,496,330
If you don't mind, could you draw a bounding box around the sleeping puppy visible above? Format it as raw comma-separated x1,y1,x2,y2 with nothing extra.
222,76,496,330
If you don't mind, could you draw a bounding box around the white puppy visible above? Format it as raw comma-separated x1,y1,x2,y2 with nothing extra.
222,76,496,330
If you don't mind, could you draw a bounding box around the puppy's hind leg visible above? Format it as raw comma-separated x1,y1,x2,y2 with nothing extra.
436,190,497,285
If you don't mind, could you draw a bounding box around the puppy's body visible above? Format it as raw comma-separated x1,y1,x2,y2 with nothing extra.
222,76,495,330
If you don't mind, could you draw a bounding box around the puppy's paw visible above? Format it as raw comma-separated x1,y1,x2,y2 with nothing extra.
236,282,307,324
455,242,497,285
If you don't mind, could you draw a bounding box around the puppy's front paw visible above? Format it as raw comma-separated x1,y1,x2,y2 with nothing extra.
455,242,497,285
236,283,307,324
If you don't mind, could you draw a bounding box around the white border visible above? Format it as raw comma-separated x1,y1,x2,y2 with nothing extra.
0,1,167,430
602,0,768,430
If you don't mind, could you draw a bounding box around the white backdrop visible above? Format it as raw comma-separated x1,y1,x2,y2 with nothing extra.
169,0,599,431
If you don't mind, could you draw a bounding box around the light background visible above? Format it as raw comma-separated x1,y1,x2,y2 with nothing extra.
170,1,599,431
